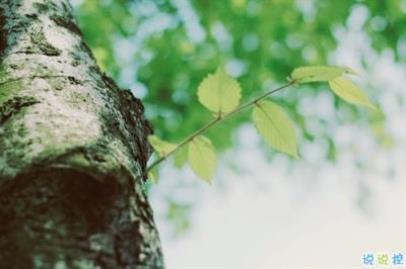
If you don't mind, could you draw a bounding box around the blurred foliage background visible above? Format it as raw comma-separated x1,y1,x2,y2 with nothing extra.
73,0,405,236
74,0,403,154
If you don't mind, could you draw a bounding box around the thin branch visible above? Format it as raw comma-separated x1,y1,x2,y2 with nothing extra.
146,79,297,173
146,117,221,170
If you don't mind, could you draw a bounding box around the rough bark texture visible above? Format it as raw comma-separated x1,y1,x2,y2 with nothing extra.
0,0,164,268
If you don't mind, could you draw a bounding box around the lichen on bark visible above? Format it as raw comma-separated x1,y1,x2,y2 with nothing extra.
0,0,164,268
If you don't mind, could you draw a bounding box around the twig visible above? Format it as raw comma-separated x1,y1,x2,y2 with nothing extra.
146,79,297,172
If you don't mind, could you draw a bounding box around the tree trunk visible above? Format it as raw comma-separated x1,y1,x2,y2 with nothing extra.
0,0,164,268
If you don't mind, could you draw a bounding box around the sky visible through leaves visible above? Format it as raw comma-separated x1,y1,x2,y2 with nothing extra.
74,0,404,152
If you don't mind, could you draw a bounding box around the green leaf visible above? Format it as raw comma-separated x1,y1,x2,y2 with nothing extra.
197,68,242,115
252,101,298,157
329,76,376,110
174,145,188,168
188,136,216,183
291,66,356,83
148,135,177,157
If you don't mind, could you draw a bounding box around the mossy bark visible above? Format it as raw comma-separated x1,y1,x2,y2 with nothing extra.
0,0,164,268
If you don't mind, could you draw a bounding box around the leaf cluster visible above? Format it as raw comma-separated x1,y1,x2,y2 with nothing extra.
148,66,376,183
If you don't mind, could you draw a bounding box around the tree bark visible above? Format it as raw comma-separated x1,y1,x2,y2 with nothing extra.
0,0,164,268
